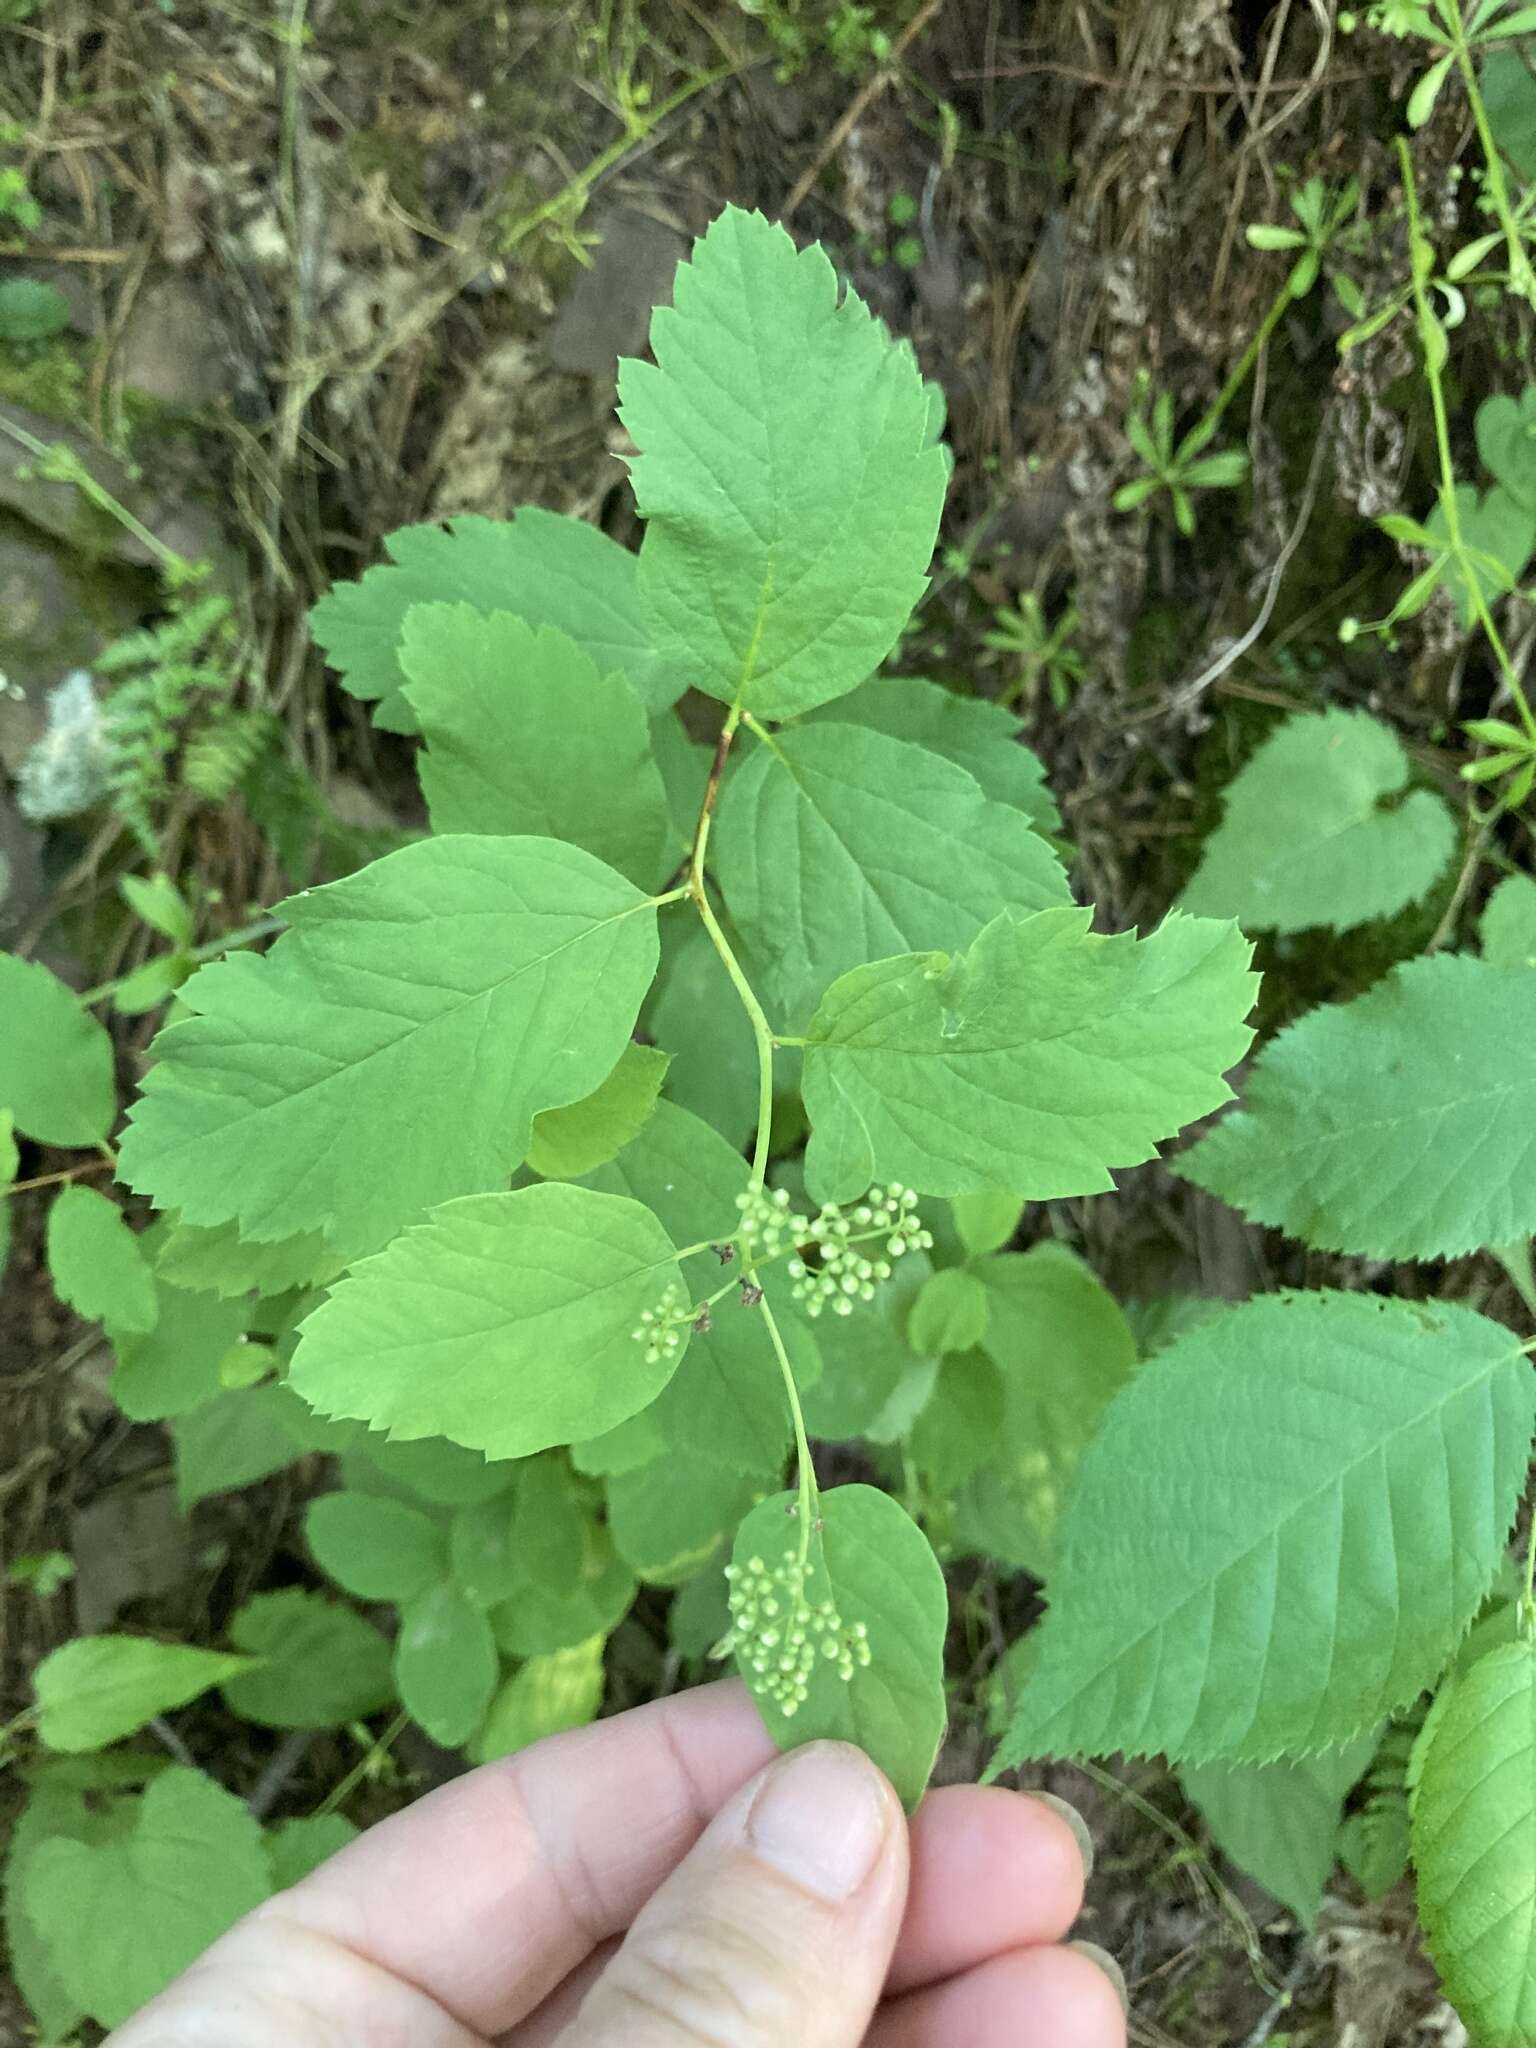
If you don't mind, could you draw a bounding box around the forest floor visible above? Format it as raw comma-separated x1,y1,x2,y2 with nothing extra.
2,1,1524,2040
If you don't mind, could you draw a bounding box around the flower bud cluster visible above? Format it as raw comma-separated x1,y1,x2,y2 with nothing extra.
787,1184,934,1319
631,1282,692,1366
721,1545,872,1716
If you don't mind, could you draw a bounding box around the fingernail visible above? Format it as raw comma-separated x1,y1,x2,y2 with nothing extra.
1070,1940,1129,2016
746,1742,892,1902
1026,1790,1095,1884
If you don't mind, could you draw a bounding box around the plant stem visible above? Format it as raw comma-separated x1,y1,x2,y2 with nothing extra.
1179,280,1292,464
758,1289,818,1572
1399,136,1536,740
79,916,287,1008
1444,0,1536,304
7,1158,116,1197
311,1711,409,1819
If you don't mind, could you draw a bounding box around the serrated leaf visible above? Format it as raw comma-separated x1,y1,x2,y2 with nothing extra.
400,605,671,889
0,954,115,1147
950,1189,1025,1257
1413,1639,1536,2048
585,1101,796,1473
953,1242,1136,1577
620,206,946,720
528,1042,670,1179
1179,710,1457,933
309,509,670,731
109,1276,249,1421
265,1814,358,1891
716,724,1069,1026
803,908,1257,1204
155,1216,342,1298
471,1638,606,1762
172,1381,311,1508
805,674,1061,835
728,1484,947,1808
306,1490,449,1602
290,1183,689,1459
222,1589,394,1728
1482,873,1536,969
991,1293,1536,1770
908,1266,990,1355
1181,1734,1377,1930
46,1185,157,1334
1179,953,1536,1261
394,1582,499,1748
34,1636,255,1752
119,836,660,1252
608,1455,764,1584
25,1768,270,2029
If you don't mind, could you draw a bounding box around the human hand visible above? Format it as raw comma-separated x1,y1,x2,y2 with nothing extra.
106,1680,1127,2046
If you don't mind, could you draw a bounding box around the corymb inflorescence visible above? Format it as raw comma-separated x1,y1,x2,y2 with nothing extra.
737,1180,936,1318
719,1544,872,1717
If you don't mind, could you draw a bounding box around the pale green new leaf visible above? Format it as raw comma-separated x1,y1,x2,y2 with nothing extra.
1179,710,1456,933
950,1189,1026,1257
528,1042,670,1179
265,1814,358,1892
1179,953,1536,1261
991,1293,1536,1770
395,1582,499,1748
289,1183,689,1459
25,1768,270,2029
118,836,660,1252
908,1266,990,1356
1181,1734,1377,1931
1481,872,1536,969
309,509,670,731
222,1589,394,1728
0,953,115,1147
34,1636,255,1752
1413,1639,1536,2048
472,1638,606,1763
728,1484,948,1809
716,724,1069,1025
46,1185,156,1334
400,605,671,889
620,206,946,719
809,675,1060,833
306,1490,448,1602
803,908,1257,1204
954,1241,1136,1578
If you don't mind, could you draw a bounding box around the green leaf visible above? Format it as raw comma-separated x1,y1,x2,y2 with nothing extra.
906,1350,1004,1489
646,917,759,1147
155,1216,342,1298
507,1455,589,1592
25,1768,270,2030
394,1582,499,1748
528,1042,670,1180
803,909,1257,1204
290,1183,689,1459
1180,953,1536,1261
109,1276,249,1421
265,1814,359,1891
716,724,1069,1026
991,1293,1536,1770
1179,709,1457,933
1246,223,1310,251
1180,450,1249,489
1180,1734,1377,1930
121,872,195,947
800,1282,924,1442
727,1484,947,1809
309,509,670,732
6,1765,132,2040
400,606,671,889
950,1189,1025,1256
471,1638,606,1763
1413,1639,1536,2048
306,1490,449,1602
1427,484,1536,624
491,1537,636,1657
585,1102,796,1473
352,1430,519,1506
45,1185,157,1334
620,206,946,719
1408,48,1456,125
119,836,660,1253
1482,873,1536,969
607,1457,765,1585
908,1266,990,1355
671,1567,732,1659
34,1636,255,1752
222,1589,394,1728
1483,46,1536,178
0,276,70,340
1477,389,1536,510
807,674,1061,834
172,1381,311,1508
952,1242,1136,1577
0,954,115,1147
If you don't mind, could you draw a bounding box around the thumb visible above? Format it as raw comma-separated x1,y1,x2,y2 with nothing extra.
565,1740,908,2047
